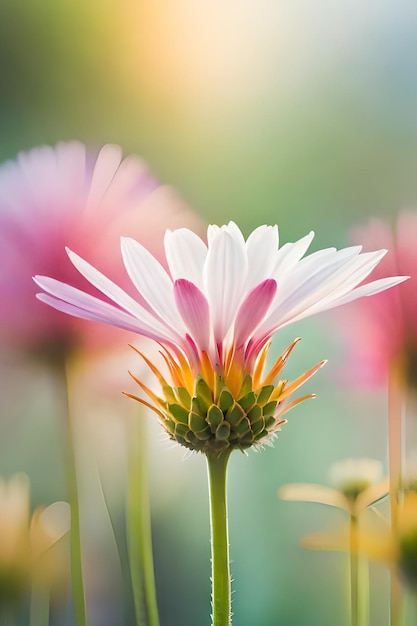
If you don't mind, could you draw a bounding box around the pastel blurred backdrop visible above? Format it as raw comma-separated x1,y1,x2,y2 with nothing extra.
1,1,417,624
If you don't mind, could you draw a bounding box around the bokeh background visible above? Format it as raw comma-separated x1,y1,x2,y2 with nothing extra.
1,1,417,624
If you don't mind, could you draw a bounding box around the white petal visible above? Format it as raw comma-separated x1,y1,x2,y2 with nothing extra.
203,229,248,342
67,249,145,315
286,249,388,319
245,225,279,289
273,231,315,277
330,275,409,307
273,249,388,325
121,237,185,330
262,246,365,330
164,228,207,289
207,221,245,247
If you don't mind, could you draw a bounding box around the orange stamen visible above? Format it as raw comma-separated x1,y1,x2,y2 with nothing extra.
200,351,216,394
160,350,184,387
128,370,166,408
176,350,195,393
275,393,316,421
129,344,169,387
262,338,302,387
277,360,326,402
122,393,166,421
225,358,244,398
253,342,271,389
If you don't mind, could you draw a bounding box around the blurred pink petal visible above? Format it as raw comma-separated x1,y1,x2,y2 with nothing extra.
0,142,204,361
335,212,417,387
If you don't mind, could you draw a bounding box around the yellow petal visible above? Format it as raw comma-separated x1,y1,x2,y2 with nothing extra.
279,483,351,511
355,477,390,512
302,527,349,551
30,502,70,559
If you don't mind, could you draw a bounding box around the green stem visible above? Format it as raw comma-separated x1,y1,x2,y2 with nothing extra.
206,450,232,626
349,514,359,626
62,359,87,626
127,413,160,626
349,515,371,626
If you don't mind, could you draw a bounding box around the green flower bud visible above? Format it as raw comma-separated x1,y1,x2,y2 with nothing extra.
158,375,287,456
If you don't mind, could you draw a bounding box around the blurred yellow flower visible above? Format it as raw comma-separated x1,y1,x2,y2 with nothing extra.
280,459,390,626
279,457,389,518
279,458,391,555
358,491,417,590
0,474,70,606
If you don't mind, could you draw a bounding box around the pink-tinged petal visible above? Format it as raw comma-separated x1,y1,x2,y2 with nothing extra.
174,279,211,351
34,275,133,318
233,279,277,349
204,229,247,343
164,228,207,289
121,237,184,331
36,295,180,356
245,333,272,369
36,293,151,336
34,276,174,341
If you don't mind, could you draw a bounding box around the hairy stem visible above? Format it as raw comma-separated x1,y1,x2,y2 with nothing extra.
206,450,232,626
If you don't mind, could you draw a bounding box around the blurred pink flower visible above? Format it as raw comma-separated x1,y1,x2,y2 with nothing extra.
336,213,416,388
0,142,203,362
